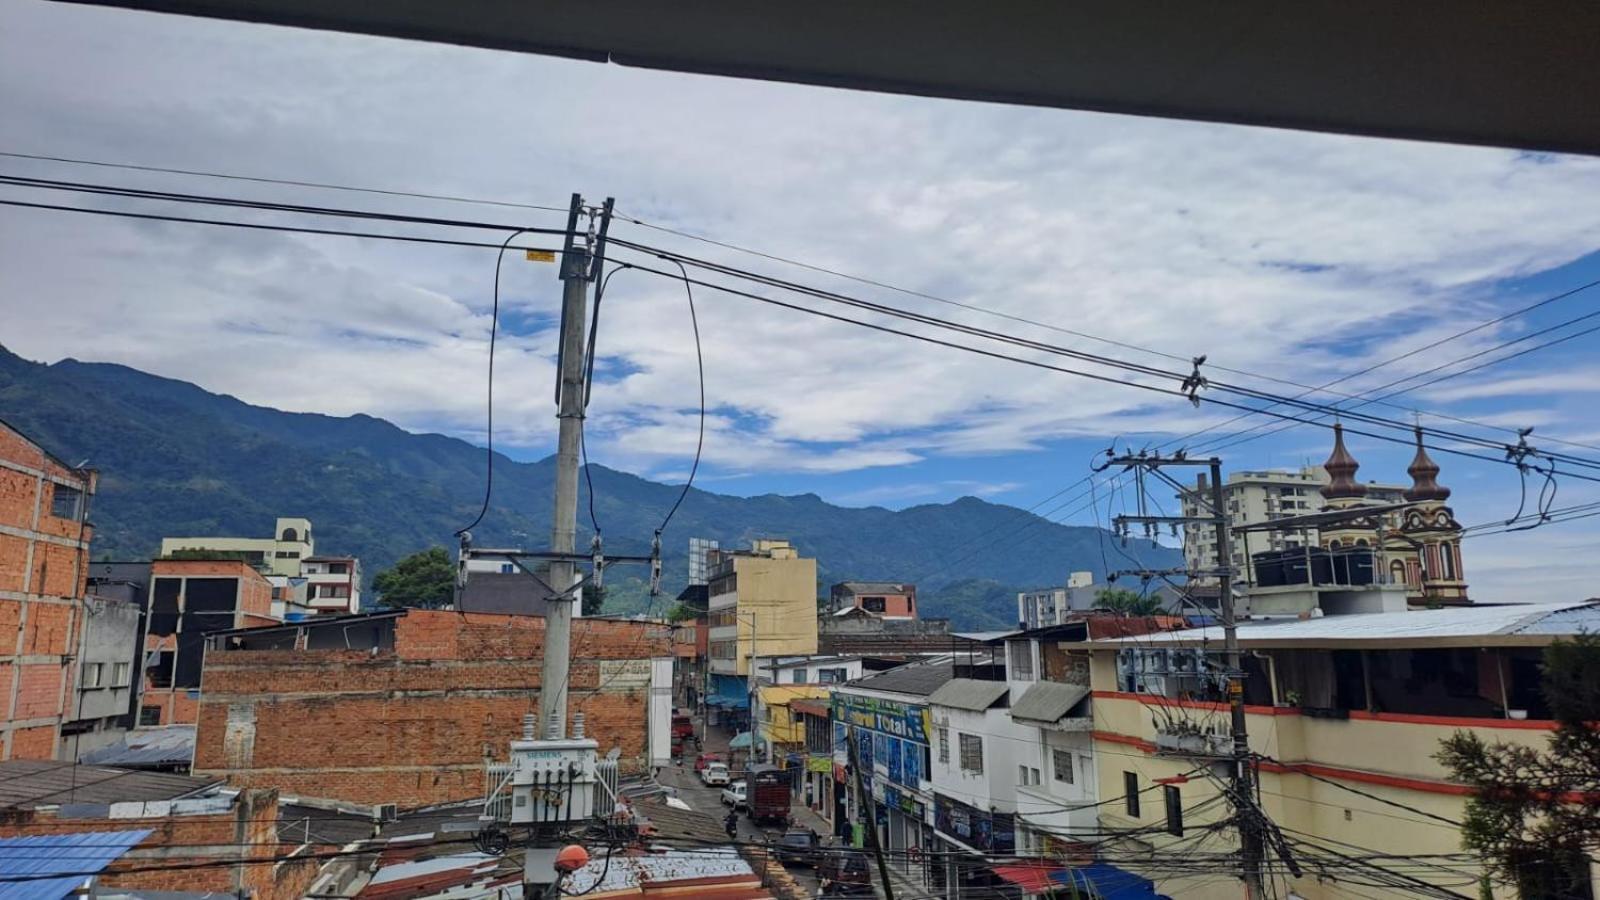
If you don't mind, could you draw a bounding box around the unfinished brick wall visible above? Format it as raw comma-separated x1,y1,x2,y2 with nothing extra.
194,611,671,807
0,789,317,900
0,420,94,760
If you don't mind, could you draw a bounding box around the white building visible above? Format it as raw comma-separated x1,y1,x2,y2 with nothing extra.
1000,628,1099,851
759,655,866,686
1177,467,1406,582
300,556,362,614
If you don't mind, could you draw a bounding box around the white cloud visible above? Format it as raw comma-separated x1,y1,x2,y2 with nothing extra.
2,0,1600,484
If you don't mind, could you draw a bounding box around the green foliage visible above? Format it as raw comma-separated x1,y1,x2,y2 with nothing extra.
372,547,455,609
665,602,699,623
1094,587,1165,616
583,582,607,617
1436,634,1600,897
161,548,259,564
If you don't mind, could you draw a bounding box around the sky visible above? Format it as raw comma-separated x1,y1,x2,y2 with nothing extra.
3,0,1600,602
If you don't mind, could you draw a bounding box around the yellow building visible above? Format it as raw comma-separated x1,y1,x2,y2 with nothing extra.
706,539,818,679
1081,600,1600,900
756,684,831,757
160,516,314,578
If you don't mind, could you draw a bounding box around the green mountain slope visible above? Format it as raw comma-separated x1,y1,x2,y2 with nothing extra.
0,346,1180,627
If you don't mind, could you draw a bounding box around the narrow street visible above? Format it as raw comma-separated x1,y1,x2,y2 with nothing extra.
656,712,824,898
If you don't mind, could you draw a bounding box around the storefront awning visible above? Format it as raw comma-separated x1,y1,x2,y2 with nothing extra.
994,860,1166,899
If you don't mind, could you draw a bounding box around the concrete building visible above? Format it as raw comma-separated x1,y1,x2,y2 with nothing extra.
140,558,275,727
160,516,314,578
61,594,142,759
687,536,719,586
300,555,361,614
0,418,97,761
705,540,818,719
1177,465,1406,583
833,660,954,869
1083,600,1600,900
829,581,918,619
927,676,1024,875
192,609,673,805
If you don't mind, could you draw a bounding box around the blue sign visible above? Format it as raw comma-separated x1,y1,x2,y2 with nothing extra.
886,736,903,785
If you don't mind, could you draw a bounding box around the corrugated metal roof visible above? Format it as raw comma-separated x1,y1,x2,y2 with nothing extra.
0,829,151,900
844,661,954,697
1009,682,1090,724
927,678,1009,711
0,761,218,810
1092,601,1600,646
80,726,195,769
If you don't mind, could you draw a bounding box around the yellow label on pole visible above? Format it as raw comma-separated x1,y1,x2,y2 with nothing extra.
525,249,556,263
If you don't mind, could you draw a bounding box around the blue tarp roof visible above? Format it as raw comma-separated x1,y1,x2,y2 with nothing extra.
0,829,152,899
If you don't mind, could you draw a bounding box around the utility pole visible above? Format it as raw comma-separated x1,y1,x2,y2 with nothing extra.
1105,451,1267,899
539,193,611,740
847,723,896,900
746,611,759,763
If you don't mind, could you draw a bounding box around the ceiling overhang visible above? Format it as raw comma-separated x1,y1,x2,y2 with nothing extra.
53,0,1600,156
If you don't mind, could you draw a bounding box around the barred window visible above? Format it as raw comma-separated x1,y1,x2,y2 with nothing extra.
958,733,984,774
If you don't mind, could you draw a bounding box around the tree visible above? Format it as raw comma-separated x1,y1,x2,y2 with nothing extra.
1436,634,1600,899
583,582,607,617
372,547,455,609
1094,588,1165,617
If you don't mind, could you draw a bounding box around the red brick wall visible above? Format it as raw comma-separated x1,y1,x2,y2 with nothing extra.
0,790,317,900
0,421,94,760
193,611,670,807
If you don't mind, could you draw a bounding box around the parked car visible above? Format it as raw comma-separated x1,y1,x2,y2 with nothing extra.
700,762,731,786
694,751,726,772
720,780,748,810
774,830,822,867
816,849,873,897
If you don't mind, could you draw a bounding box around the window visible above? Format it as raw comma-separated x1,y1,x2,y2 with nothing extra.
81,662,103,688
1164,785,1184,836
863,596,886,613
112,662,130,686
275,550,300,559
1007,641,1034,681
958,733,984,774
1124,772,1141,817
1031,767,1041,786
500,563,515,574
790,669,808,684
280,527,298,542
1019,764,1028,786
937,727,950,764
1052,749,1074,784
139,706,162,727
50,483,83,520
329,562,348,574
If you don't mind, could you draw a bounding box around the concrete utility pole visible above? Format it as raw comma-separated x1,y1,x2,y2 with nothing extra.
1106,452,1267,899
746,611,759,761
539,193,611,740
847,722,896,900
1207,458,1266,899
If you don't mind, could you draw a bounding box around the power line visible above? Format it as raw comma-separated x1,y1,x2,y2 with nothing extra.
0,198,564,255
0,149,568,213
454,227,548,537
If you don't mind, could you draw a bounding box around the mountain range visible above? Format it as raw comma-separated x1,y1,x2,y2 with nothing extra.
0,346,1181,628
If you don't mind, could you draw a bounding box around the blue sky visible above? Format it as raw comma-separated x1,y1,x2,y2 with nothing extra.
3,0,1599,601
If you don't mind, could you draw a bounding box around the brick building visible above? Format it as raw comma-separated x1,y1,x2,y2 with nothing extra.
0,759,319,900
192,609,673,807
141,558,275,727
0,418,96,760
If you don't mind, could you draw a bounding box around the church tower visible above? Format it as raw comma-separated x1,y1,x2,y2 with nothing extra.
1318,423,1377,555
1395,427,1469,605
